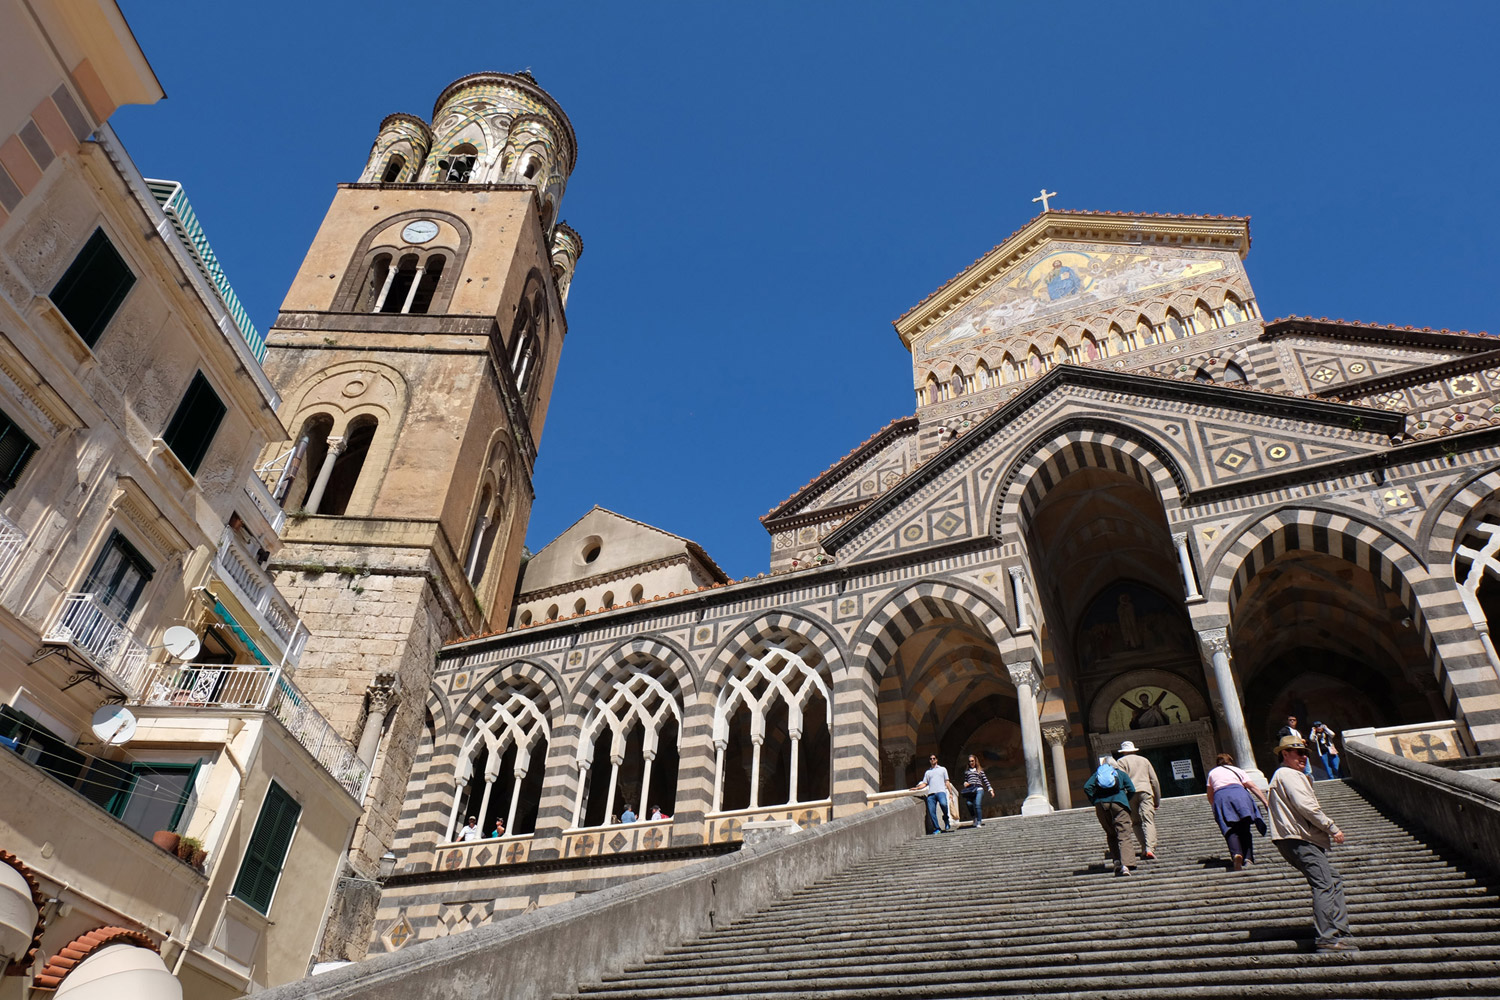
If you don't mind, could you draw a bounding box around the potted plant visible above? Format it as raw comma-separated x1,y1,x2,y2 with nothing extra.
176,836,204,869
152,831,180,854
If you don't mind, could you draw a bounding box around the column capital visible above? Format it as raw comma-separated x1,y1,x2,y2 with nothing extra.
1006,659,1042,692
366,672,399,714
1197,626,1231,657
1172,530,1189,546
1041,724,1068,748
326,434,347,455
881,743,914,768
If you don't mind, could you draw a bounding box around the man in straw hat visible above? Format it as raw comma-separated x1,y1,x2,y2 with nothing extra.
1116,740,1162,859
1267,733,1355,952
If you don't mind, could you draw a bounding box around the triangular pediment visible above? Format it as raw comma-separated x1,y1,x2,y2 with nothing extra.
897,211,1252,356
822,366,1406,564
520,506,726,595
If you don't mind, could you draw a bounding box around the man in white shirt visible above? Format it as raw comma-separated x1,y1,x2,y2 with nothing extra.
458,815,482,842
1268,735,1354,953
912,754,954,834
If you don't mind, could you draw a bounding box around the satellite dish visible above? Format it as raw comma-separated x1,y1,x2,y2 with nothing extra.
162,626,201,661
91,704,137,746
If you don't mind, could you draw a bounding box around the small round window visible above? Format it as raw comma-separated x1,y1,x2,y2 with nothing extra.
580,534,603,564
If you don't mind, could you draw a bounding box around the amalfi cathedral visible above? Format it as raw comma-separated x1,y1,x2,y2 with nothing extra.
2,4,1499,1000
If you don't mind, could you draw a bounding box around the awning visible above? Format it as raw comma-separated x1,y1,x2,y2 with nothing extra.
210,595,271,666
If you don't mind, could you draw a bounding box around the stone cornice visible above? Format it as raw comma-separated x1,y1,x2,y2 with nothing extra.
762,416,918,525
1311,348,1500,400
516,553,695,603
895,212,1252,347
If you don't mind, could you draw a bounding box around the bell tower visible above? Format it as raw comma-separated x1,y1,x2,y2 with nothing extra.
259,71,581,958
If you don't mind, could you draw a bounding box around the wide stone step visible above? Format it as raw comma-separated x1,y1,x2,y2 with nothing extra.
612,931,1500,982
566,960,1500,1000
584,945,1500,993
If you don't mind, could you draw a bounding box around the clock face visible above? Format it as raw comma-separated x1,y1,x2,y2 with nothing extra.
402,219,439,244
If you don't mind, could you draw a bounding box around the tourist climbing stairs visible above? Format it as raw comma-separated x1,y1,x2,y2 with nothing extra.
556,781,1500,999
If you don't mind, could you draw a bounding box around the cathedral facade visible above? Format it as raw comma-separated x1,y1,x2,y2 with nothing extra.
363,208,1500,951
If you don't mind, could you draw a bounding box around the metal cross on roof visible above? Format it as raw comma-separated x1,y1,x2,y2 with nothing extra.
1032,188,1058,211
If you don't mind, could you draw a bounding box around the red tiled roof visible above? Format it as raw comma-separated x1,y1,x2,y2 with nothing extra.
1267,315,1494,340
1,850,45,976
761,415,917,521
31,927,158,991
896,210,1252,325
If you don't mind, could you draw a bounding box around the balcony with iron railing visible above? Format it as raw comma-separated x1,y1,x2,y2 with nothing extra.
133,661,367,799
211,527,306,665
0,509,25,584
40,593,152,698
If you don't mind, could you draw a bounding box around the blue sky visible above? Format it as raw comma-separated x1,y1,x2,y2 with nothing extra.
113,2,1500,579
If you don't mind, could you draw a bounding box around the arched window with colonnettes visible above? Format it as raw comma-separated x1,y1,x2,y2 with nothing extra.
571,664,682,827
446,680,551,841
712,639,832,813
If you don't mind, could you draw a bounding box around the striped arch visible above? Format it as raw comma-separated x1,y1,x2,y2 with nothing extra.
853,578,1012,683
1200,506,1500,750
1201,508,1429,622
704,610,847,693
573,634,697,714
996,421,1186,536
1422,464,1500,567
450,657,566,740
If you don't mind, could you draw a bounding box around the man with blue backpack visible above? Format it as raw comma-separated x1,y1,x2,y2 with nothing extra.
1084,757,1139,875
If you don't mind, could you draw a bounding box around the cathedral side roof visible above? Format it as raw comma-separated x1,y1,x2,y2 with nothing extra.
761,415,919,525
1265,316,1495,347
894,210,1251,349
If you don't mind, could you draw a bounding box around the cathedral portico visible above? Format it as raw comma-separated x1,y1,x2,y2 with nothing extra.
357,208,1500,954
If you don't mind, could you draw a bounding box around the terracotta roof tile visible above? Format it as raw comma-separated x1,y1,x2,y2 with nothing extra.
31,927,158,991
1,851,45,976
761,415,917,521
1267,315,1493,340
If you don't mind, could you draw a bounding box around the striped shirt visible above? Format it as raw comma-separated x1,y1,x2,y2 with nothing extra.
963,766,993,793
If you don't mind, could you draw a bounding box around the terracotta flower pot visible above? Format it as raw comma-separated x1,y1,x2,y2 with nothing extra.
153,831,180,854
190,848,207,869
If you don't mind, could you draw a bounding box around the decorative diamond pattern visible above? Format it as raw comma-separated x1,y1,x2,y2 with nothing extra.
1312,367,1337,383
933,511,963,536
1215,448,1250,472
608,831,629,853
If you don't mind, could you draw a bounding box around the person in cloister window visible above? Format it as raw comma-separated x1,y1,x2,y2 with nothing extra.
621,805,636,824
649,805,668,821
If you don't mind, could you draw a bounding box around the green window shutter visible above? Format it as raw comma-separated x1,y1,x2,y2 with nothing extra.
0,410,37,497
50,228,136,348
232,782,302,914
162,371,226,475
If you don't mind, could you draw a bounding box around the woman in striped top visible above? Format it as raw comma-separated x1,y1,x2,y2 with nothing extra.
961,754,994,828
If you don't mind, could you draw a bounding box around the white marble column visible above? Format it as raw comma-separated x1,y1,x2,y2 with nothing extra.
1006,660,1053,815
570,760,591,828
1009,567,1032,632
1174,532,1203,602
883,744,914,789
787,728,802,804
303,435,345,515
1197,627,1261,781
355,673,398,767
748,736,764,809
1042,724,1072,810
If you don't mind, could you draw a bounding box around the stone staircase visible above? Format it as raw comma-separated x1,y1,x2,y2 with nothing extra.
556,782,1500,999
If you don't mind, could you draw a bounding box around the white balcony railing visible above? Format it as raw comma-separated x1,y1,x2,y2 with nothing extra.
0,509,25,583
213,528,305,664
41,593,151,697
135,661,367,799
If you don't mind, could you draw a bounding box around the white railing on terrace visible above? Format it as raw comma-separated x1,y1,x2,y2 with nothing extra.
41,593,151,698
242,473,285,535
135,661,367,799
0,510,25,583
213,527,305,664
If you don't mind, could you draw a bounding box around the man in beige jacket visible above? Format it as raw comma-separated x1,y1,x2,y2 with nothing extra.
1268,734,1355,953
1116,741,1162,859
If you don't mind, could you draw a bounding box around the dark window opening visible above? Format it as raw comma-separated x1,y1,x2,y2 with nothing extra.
82,530,154,621
0,410,38,497
407,255,446,314
379,254,420,313
50,228,136,347
356,253,392,312
1223,361,1247,384
290,414,334,511
108,760,200,839
233,782,301,914
381,154,406,183
441,144,478,183
162,372,226,475
321,417,377,516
